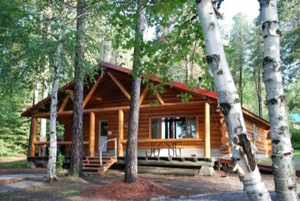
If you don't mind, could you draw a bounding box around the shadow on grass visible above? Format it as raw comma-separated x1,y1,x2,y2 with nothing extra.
0,157,29,168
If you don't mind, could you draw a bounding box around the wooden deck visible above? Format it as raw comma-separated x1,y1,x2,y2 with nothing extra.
117,156,216,168
217,158,300,177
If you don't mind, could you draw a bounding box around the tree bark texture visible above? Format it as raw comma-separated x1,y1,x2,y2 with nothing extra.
39,5,52,157
124,0,145,183
47,0,66,183
259,0,299,200
195,1,271,200
28,82,40,157
254,60,263,117
70,0,86,177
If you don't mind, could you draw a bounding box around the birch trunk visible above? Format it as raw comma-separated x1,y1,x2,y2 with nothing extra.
47,0,66,183
40,6,52,157
124,0,145,183
69,0,86,177
259,0,299,200
195,1,271,200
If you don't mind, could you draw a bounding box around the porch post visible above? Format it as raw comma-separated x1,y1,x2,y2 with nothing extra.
89,112,95,156
118,109,124,157
30,117,38,157
204,102,211,158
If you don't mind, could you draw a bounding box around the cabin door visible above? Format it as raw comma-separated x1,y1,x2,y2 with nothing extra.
99,120,108,152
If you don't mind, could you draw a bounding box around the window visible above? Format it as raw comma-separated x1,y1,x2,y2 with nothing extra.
151,118,161,139
150,117,197,139
99,121,108,136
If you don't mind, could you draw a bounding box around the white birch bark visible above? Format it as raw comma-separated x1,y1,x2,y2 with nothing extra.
47,0,66,182
259,0,299,200
195,1,271,200
40,6,52,157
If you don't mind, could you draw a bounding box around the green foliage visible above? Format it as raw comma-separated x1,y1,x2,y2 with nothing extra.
286,80,300,113
0,90,31,156
177,93,193,103
56,152,65,172
294,149,300,159
291,129,300,148
278,0,300,85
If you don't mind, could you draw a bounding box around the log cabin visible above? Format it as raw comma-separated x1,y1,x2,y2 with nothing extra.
22,61,271,173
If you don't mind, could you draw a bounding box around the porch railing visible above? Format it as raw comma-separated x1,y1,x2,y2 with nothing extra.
99,137,117,166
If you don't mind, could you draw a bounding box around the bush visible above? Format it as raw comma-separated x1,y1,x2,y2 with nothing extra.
291,126,300,148
56,152,65,172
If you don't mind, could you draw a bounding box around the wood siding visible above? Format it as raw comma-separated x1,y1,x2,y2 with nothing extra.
26,66,271,158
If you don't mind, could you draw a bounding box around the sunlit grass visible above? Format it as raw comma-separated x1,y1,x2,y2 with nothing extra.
0,157,30,168
55,189,81,197
34,184,44,190
294,149,300,159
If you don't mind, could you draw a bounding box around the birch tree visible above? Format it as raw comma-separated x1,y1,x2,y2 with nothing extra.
258,0,299,200
195,1,271,200
47,0,66,182
39,5,52,157
70,0,86,177
124,0,145,183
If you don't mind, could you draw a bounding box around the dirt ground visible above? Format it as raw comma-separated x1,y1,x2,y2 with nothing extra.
0,167,280,201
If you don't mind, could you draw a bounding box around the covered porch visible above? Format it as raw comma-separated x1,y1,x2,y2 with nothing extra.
28,101,214,160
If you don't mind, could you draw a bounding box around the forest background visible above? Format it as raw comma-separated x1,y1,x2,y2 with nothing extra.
0,0,299,156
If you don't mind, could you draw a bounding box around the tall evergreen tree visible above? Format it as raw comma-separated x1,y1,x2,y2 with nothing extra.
278,0,300,112
248,25,265,117
227,13,251,105
70,0,86,177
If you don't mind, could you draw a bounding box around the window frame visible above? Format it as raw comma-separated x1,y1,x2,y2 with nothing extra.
149,116,198,139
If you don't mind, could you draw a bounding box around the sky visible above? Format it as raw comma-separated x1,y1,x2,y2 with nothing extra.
144,1,260,40
218,0,260,29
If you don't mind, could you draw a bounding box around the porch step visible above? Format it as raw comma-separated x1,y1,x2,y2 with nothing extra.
82,156,117,173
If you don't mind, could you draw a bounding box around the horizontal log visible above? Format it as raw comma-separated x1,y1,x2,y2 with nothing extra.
121,138,202,145
34,141,89,145
32,101,208,118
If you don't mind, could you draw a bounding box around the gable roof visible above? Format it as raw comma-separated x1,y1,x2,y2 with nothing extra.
98,61,218,99
21,61,218,117
21,61,269,129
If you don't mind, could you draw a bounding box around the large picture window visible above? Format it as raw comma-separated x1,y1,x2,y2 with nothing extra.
150,117,197,139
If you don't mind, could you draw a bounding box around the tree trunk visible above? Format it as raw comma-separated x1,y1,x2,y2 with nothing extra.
256,62,263,117
239,54,243,105
124,0,145,183
39,86,48,156
195,1,271,200
259,0,299,200
69,0,86,177
47,0,66,183
28,81,40,157
40,6,52,157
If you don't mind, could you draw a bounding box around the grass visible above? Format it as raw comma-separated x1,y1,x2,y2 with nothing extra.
55,189,81,197
34,184,44,190
294,149,300,160
0,156,30,168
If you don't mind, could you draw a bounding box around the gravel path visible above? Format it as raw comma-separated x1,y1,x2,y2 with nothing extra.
0,174,46,193
153,191,277,201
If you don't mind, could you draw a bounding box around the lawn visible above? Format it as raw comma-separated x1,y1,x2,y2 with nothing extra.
294,149,300,160
0,156,29,168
